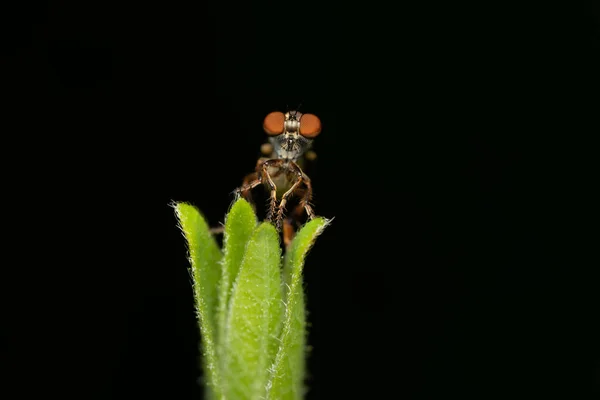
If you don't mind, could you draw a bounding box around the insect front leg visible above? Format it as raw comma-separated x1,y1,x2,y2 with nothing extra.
299,175,316,220
236,171,260,212
275,172,303,230
234,158,267,200
260,159,283,222
234,172,262,201
288,162,316,220
233,159,283,224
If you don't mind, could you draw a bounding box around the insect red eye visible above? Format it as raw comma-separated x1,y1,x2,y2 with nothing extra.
263,111,285,135
299,113,321,138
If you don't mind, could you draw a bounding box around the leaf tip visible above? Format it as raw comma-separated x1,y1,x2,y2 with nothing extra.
313,215,333,229
300,216,333,238
172,200,194,219
255,221,279,237
226,197,257,223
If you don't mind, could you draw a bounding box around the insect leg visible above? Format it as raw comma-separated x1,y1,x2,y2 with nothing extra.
234,159,266,199
237,171,259,211
234,175,262,201
299,176,316,220
275,175,303,230
233,159,283,223
260,159,283,222
288,162,316,220
214,170,262,236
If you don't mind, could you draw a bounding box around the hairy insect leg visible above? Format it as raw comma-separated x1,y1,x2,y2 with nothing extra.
280,170,316,246
299,175,316,219
290,162,316,220
234,175,262,200
277,162,316,232
234,158,267,198
275,175,303,230
233,159,283,223
237,171,259,212
260,160,283,222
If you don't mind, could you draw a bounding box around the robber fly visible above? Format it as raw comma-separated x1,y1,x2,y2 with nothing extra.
235,110,322,246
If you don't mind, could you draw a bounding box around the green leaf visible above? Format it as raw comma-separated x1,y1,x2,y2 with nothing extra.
267,217,331,400
174,202,223,398
217,199,257,353
222,222,284,400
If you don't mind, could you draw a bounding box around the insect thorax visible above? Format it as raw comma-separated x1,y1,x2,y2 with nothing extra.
269,134,312,161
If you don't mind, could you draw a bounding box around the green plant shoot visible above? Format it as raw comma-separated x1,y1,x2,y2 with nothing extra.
175,199,329,400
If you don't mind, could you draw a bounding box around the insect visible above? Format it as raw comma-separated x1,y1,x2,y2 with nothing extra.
235,110,322,246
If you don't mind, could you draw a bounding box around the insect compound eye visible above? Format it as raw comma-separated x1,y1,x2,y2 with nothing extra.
299,113,322,138
263,111,285,135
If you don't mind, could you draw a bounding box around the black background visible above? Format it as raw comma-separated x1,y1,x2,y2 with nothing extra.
3,1,599,399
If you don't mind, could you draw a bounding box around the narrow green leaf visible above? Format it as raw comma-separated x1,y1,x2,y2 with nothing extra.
267,217,330,400
217,199,257,351
223,222,284,400
174,202,223,398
